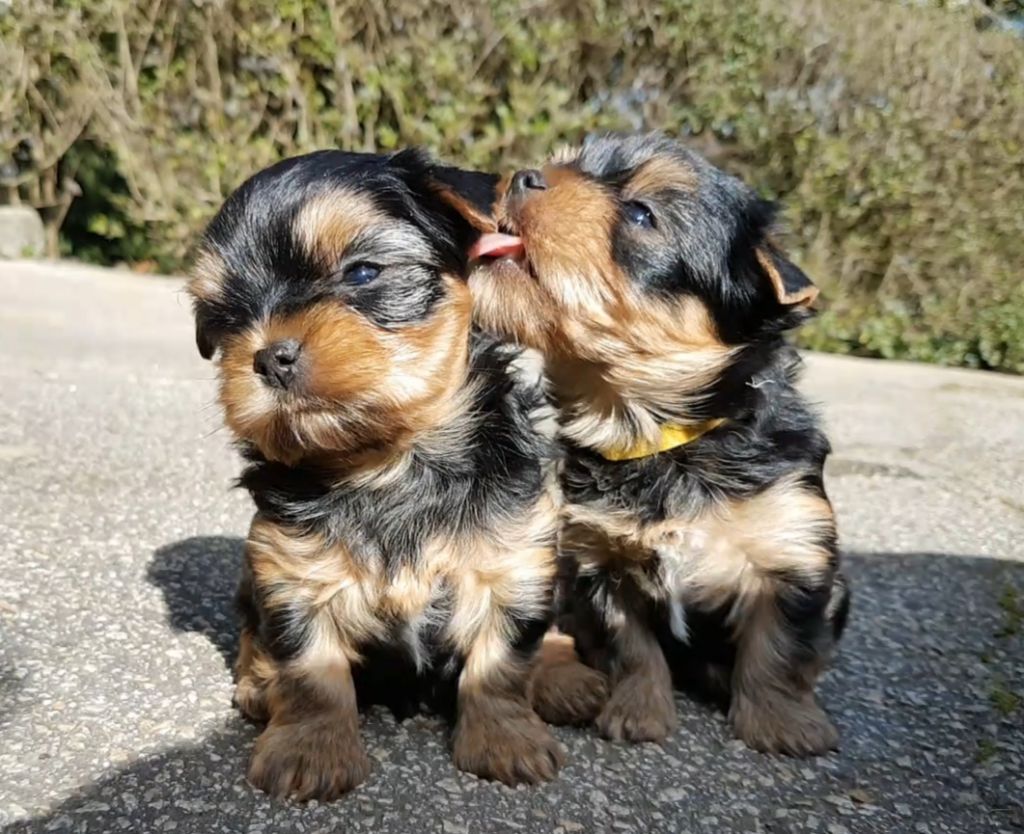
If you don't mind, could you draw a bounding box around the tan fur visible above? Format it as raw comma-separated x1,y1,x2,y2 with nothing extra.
544,296,731,453
245,488,564,786
432,184,497,233
471,168,736,456
448,498,565,784
446,502,560,663
468,260,560,353
246,491,559,665
728,593,839,755
563,473,836,746
564,473,835,611
187,249,226,303
650,474,835,614
624,156,698,196
265,304,391,403
528,631,610,725
452,680,566,785
597,663,677,742
293,190,387,263
234,627,273,721
247,519,382,660
248,650,370,800
216,279,472,465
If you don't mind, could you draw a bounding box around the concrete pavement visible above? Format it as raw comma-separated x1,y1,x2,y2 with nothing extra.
0,259,1022,833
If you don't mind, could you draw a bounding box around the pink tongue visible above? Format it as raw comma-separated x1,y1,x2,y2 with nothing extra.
469,233,525,261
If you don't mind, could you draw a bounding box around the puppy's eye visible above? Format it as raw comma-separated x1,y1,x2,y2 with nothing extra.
343,262,382,285
623,201,655,229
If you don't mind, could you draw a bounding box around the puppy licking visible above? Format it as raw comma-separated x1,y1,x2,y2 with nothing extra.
468,133,850,755
188,149,603,799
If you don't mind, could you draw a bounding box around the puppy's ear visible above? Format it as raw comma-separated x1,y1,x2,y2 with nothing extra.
429,167,499,233
194,307,220,360
187,248,226,358
755,245,819,308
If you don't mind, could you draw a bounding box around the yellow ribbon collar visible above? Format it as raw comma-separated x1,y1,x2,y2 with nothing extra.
599,418,727,462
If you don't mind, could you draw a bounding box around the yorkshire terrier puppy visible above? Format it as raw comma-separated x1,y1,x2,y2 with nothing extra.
467,133,850,756
188,149,604,800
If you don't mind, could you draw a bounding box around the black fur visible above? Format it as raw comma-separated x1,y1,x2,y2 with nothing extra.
243,332,556,708
237,335,554,572
195,149,499,351
195,150,554,716
581,133,812,344
545,133,849,723
240,330,558,702
560,347,830,525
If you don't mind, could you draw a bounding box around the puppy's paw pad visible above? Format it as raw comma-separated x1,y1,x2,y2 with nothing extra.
248,720,370,800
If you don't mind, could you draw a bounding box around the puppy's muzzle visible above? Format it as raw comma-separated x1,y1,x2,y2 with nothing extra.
510,169,547,198
498,168,547,235
253,339,302,390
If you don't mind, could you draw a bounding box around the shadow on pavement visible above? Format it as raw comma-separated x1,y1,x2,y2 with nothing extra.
8,549,1018,833
147,535,246,669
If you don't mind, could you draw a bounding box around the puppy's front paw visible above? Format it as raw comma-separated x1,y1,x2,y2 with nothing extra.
248,718,370,800
597,671,677,742
531,659,610,726
453,699,566,786
730,692,838,756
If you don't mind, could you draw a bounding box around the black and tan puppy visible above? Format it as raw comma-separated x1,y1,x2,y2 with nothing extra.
467,133,850,755
187,149,604,799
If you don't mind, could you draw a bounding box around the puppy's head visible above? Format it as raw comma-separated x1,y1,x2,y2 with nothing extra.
467,133,817,420
189,149,496,465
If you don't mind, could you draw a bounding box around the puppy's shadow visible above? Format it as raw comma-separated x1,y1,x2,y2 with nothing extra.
147,535,246,668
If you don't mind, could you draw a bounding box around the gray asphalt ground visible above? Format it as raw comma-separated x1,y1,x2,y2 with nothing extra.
1,259,1022,834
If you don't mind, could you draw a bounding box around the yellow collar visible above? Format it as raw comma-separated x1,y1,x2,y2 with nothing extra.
598,418,727,461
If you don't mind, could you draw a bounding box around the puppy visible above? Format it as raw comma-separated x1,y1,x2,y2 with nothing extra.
467,133,850,755
187,149,603,799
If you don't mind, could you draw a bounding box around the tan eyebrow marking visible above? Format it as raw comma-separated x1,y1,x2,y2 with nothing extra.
624,156,698,197
293,189,389,265
187,248,227,303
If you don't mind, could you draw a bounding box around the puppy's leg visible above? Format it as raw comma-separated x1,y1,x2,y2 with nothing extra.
248,649,370,800
450,536,569,786
586,573,677,743
729,580,840,756
452,612,567,785
234,626,272,721
233,568,272,721
701,474,845,755
243,525,370,800
528,630,609,725
596,617,677,743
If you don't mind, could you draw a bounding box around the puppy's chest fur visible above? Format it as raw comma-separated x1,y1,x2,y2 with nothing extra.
559,378,836,618
241,338,560,668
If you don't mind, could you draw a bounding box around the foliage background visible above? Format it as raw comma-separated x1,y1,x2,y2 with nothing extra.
2,0,1022,371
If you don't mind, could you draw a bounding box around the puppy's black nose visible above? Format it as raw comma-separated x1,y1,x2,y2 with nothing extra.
510,169,547,196
253,339,302,390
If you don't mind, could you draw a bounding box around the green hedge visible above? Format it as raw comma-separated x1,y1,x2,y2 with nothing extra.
3,0,1023,371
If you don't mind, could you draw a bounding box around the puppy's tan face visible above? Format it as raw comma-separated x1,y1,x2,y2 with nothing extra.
481,162,721,352
467,149,729,424
468,134,817,412
189,154,477,465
